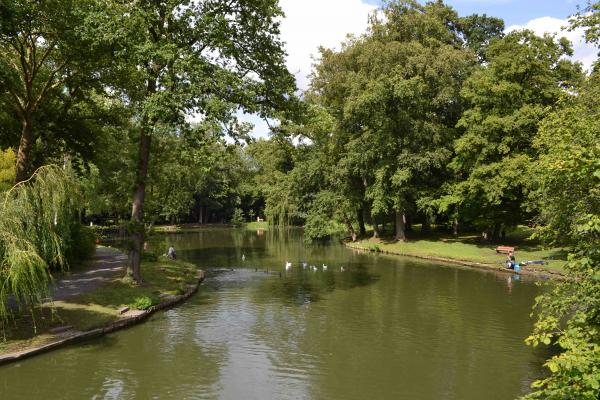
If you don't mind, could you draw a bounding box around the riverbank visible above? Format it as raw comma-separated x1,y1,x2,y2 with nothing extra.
345,234,566,280
0,247,205,364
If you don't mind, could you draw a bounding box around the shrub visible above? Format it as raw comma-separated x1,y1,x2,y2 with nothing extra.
129,296,154,310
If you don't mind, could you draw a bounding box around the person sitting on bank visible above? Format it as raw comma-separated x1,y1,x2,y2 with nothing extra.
167,246,177,260
506,251,516,269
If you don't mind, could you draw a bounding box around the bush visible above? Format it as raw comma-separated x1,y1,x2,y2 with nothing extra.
129,295,154,310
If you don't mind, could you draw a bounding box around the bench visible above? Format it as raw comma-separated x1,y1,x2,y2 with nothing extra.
495,246,515,254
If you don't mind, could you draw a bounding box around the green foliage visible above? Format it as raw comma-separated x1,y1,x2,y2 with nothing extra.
458,13,505,60
231,208,245,227
303,191,345,242
129,296,154,311
0,0,111,181
246,138,301,226
522,72,600,399
0,165,86,332
447,30,583,234
569,1,600,51
0,148,15,192
67,225,96,262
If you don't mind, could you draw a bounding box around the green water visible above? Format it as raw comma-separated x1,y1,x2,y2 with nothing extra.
0,228,549,399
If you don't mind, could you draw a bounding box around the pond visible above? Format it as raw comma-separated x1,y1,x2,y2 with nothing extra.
0,228,549,399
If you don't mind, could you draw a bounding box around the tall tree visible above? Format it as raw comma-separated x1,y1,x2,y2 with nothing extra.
458,13,504,61
90,0,295,282
309,0,475,241
446,30,582,238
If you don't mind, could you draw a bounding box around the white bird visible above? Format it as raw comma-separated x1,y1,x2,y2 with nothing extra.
311,265,317,272
302,261,308,269
242,253,246,261
340,266,345,272
285,261,292,270
322,264,328,271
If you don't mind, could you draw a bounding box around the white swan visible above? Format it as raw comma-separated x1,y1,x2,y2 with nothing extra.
340,266,345,272
285,261,292,270
322,264,328,271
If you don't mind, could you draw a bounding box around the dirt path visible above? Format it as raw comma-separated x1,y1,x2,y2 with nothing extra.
51,247,127,301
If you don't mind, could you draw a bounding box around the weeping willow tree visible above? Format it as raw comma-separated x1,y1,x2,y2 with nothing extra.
0,165,85,334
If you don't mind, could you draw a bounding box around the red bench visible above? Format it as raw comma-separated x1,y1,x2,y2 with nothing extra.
495,246,515,254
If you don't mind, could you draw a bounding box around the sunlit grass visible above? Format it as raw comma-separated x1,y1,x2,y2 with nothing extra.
245,221,269,230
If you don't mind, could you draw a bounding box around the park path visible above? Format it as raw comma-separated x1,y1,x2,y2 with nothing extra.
50,247,127,301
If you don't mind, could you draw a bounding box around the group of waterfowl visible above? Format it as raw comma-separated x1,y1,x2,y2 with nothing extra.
285,261,345,272
241,254,345,272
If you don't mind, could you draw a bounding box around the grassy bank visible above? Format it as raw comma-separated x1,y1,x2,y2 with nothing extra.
347,227,566,274
0,257,200,355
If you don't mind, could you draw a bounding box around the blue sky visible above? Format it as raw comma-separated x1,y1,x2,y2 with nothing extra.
364,0,583,26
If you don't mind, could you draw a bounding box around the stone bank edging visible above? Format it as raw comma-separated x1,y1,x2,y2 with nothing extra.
0,270,206,366
344,242,565,281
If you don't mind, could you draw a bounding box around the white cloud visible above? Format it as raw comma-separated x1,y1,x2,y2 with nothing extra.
279,0,376,91
506,16,598,72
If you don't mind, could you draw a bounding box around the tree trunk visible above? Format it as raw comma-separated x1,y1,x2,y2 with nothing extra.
365,207,379,238
15,112,34,183
395,211,406,241
343,217,357,242
372,221,380,238
452,218,459,236
492,223,502,241
405,214,412,232
128,127,152,283
358,209,366,236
